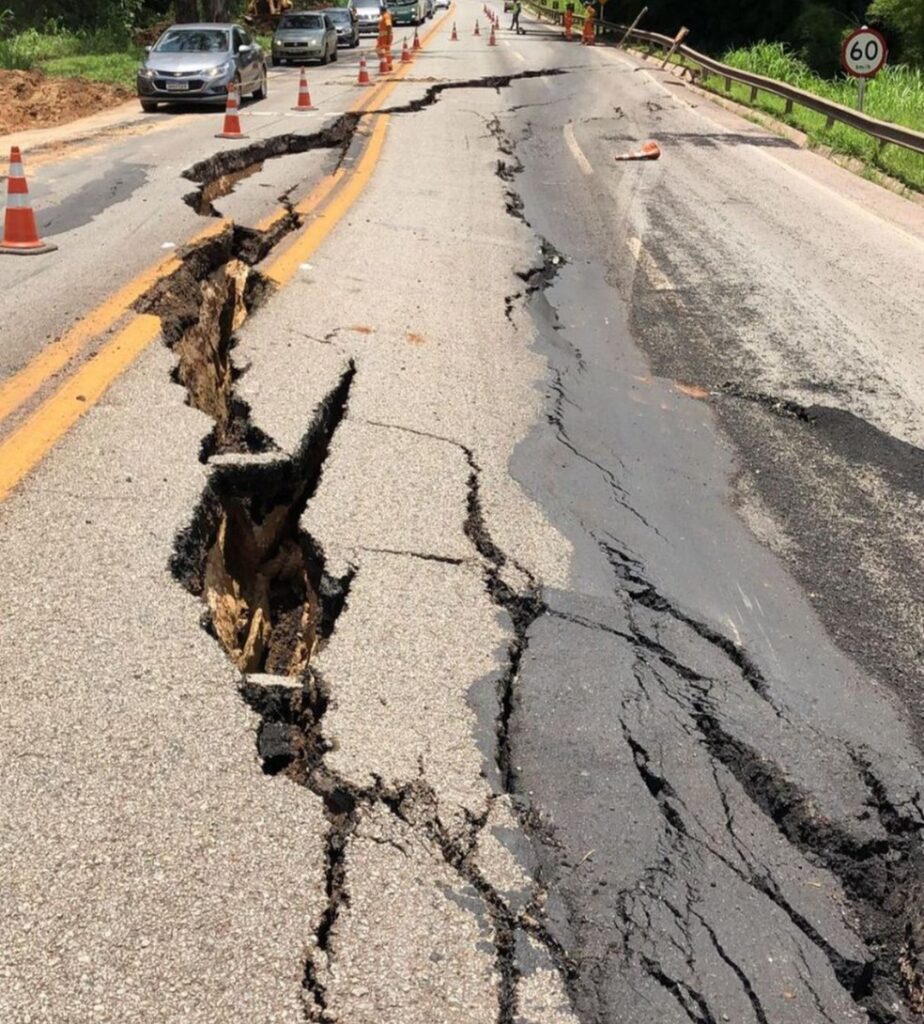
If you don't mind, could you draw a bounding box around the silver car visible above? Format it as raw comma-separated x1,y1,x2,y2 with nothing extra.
271,12,339,66
137,23,267,112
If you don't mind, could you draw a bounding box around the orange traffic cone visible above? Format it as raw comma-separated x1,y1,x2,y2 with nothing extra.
292,67,316,111
216,81,247,139
451,21,458,40
614,141,662,161
401,36,412,62
412,26,421,50
357,52,371,85
386,48,394,72
378,48,389,74
474,19,480,35
488,22,497,45
0,147,57,256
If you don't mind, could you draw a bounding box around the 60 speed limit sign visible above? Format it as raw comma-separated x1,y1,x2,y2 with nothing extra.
841,27,888,78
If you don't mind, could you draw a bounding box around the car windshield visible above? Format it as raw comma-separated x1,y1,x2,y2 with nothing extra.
279,14,324,28
327,10,350,20
154,29,229,52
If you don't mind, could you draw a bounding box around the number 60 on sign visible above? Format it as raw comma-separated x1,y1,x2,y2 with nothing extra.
840,26,888,78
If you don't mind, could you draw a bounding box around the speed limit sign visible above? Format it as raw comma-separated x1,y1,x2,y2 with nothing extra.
841,27,888,78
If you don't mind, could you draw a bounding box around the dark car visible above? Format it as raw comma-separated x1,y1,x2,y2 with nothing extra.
324,7,360,46
271,12,339,65
137,23,267,112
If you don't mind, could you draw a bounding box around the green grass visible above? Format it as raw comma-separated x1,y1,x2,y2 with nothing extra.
689,42,924,192
0,27,141,88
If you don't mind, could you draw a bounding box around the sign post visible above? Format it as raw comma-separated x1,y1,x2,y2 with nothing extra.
840,25,888,112
660,25,689,69
618,5,647,48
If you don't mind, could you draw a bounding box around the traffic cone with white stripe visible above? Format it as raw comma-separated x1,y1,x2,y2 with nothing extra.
0,147,56,255
401,36,412,62
614,141,662,161
216,81,247,139
412,26,421,50
451,21,458,40
357,51,371,84
386,47,394,72
378,49,389,74
488,21,497,44
292,67,316,111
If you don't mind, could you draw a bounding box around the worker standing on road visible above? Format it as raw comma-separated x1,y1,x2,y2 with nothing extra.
563,4,574,40
510,0,524,34
377,3,393,57
581,1,595,44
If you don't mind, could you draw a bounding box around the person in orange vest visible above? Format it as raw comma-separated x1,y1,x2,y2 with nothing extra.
581,1,595,44
563,4,573,40
377,3,393,56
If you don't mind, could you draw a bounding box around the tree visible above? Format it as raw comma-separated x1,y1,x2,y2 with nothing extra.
174,0,200,22
867,0,924,63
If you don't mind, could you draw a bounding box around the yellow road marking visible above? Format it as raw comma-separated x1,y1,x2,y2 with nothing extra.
266,116,390,286
0,315,161,502
0,5,455,502
0,219,226,425
0,4,452,433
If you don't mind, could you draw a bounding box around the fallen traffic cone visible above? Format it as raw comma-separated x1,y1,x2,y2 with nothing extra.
488,22,497,44
216,81,247,139
292,67,316,111
0,147,57,256
357,52,371,85
474,19,480,35
614,140,662,161
401,36,412,62
412,26,421,50
451,21,458,40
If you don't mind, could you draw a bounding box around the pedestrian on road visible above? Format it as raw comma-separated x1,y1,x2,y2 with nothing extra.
377,3,393,57
510,0,524,34
581,1,595,44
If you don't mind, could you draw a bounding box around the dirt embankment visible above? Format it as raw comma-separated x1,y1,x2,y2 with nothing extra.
0,69,132,135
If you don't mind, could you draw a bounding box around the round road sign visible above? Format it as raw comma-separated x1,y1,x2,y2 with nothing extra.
841,27,888,78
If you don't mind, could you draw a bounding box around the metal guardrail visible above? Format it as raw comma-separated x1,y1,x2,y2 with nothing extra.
521,2,924,158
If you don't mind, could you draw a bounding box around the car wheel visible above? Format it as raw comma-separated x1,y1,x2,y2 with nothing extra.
140,99,159,112
321,47,329,65
332,45,338,61
254,65,268,99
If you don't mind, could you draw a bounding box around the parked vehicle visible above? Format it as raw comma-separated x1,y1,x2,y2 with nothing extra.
271,11,339,65
432,0,449,8
354,0,381,34
324,6,360,46
387,0,427,26
424,0,434,17
137,23,267,112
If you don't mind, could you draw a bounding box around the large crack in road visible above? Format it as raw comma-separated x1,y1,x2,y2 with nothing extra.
150,66,583,1024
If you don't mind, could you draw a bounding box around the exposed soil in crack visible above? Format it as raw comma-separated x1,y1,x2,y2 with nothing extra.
181,114,360,217
171,364,354,676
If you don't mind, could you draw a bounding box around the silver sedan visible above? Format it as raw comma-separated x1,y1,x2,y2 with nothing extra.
271,12,339,66
136,23,267,112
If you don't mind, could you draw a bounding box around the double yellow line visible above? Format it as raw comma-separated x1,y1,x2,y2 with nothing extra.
0,8,453,502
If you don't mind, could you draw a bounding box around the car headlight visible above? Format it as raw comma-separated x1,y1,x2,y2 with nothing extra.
138,67,156,79
206,60,234,79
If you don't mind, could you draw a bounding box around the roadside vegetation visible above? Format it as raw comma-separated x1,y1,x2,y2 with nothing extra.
695,42,924,191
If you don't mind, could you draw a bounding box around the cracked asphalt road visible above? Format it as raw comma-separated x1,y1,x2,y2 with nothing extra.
2,5,924,1024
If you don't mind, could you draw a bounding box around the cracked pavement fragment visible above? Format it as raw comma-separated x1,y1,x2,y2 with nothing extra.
315,804,499,1024
312,552,507,834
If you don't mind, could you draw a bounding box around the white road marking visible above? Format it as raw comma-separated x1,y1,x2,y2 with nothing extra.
626,236,675,291
511,49,526,62
563,122,593,176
